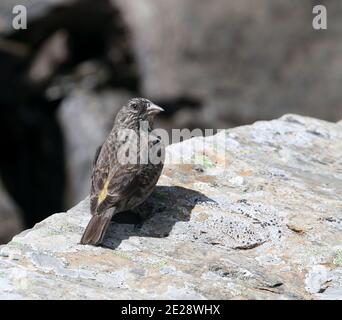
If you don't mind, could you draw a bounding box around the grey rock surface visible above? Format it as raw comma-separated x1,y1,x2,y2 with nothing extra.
0,182,23,244
0,114,341,299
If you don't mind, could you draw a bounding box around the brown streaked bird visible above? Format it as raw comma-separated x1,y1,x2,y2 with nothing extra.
80,98,165,246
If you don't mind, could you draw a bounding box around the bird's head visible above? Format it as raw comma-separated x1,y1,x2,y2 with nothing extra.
115,98,164,129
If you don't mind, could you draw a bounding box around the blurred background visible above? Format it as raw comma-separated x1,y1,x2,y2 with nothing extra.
0,0,341,243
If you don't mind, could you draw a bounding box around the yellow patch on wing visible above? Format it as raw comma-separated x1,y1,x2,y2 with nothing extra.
98,180,109,204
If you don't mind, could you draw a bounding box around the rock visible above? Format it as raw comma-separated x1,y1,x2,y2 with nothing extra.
0,181,23,244
305,265,331,294
2,0,342,235
0,114,341,299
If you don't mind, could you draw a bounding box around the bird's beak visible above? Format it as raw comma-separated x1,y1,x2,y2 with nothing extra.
147,103,164,116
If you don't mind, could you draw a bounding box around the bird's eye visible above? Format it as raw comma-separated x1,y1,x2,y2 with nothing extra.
132,103,138,110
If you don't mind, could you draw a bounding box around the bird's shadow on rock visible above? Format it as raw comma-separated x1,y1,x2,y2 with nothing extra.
101,186,214,250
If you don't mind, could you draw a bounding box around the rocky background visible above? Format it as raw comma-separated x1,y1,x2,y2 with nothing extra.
0,114,341,299
0,0,342,243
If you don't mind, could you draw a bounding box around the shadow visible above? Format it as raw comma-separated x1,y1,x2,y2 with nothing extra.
101,186,214,250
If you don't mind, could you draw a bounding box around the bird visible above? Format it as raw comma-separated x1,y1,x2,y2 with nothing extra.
80,98,165,246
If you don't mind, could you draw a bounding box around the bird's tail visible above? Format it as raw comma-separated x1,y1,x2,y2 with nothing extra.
80,211,113,246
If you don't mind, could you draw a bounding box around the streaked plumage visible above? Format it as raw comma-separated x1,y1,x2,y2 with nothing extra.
80,98,164,245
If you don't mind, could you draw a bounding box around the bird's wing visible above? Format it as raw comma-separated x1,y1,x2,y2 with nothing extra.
90,144,105,211
90,132,143,215
92,162,142,215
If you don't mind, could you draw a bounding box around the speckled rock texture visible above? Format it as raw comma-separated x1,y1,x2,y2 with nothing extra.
0,114,341,299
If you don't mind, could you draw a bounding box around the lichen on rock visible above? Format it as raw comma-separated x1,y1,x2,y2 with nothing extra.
0,114,341,299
